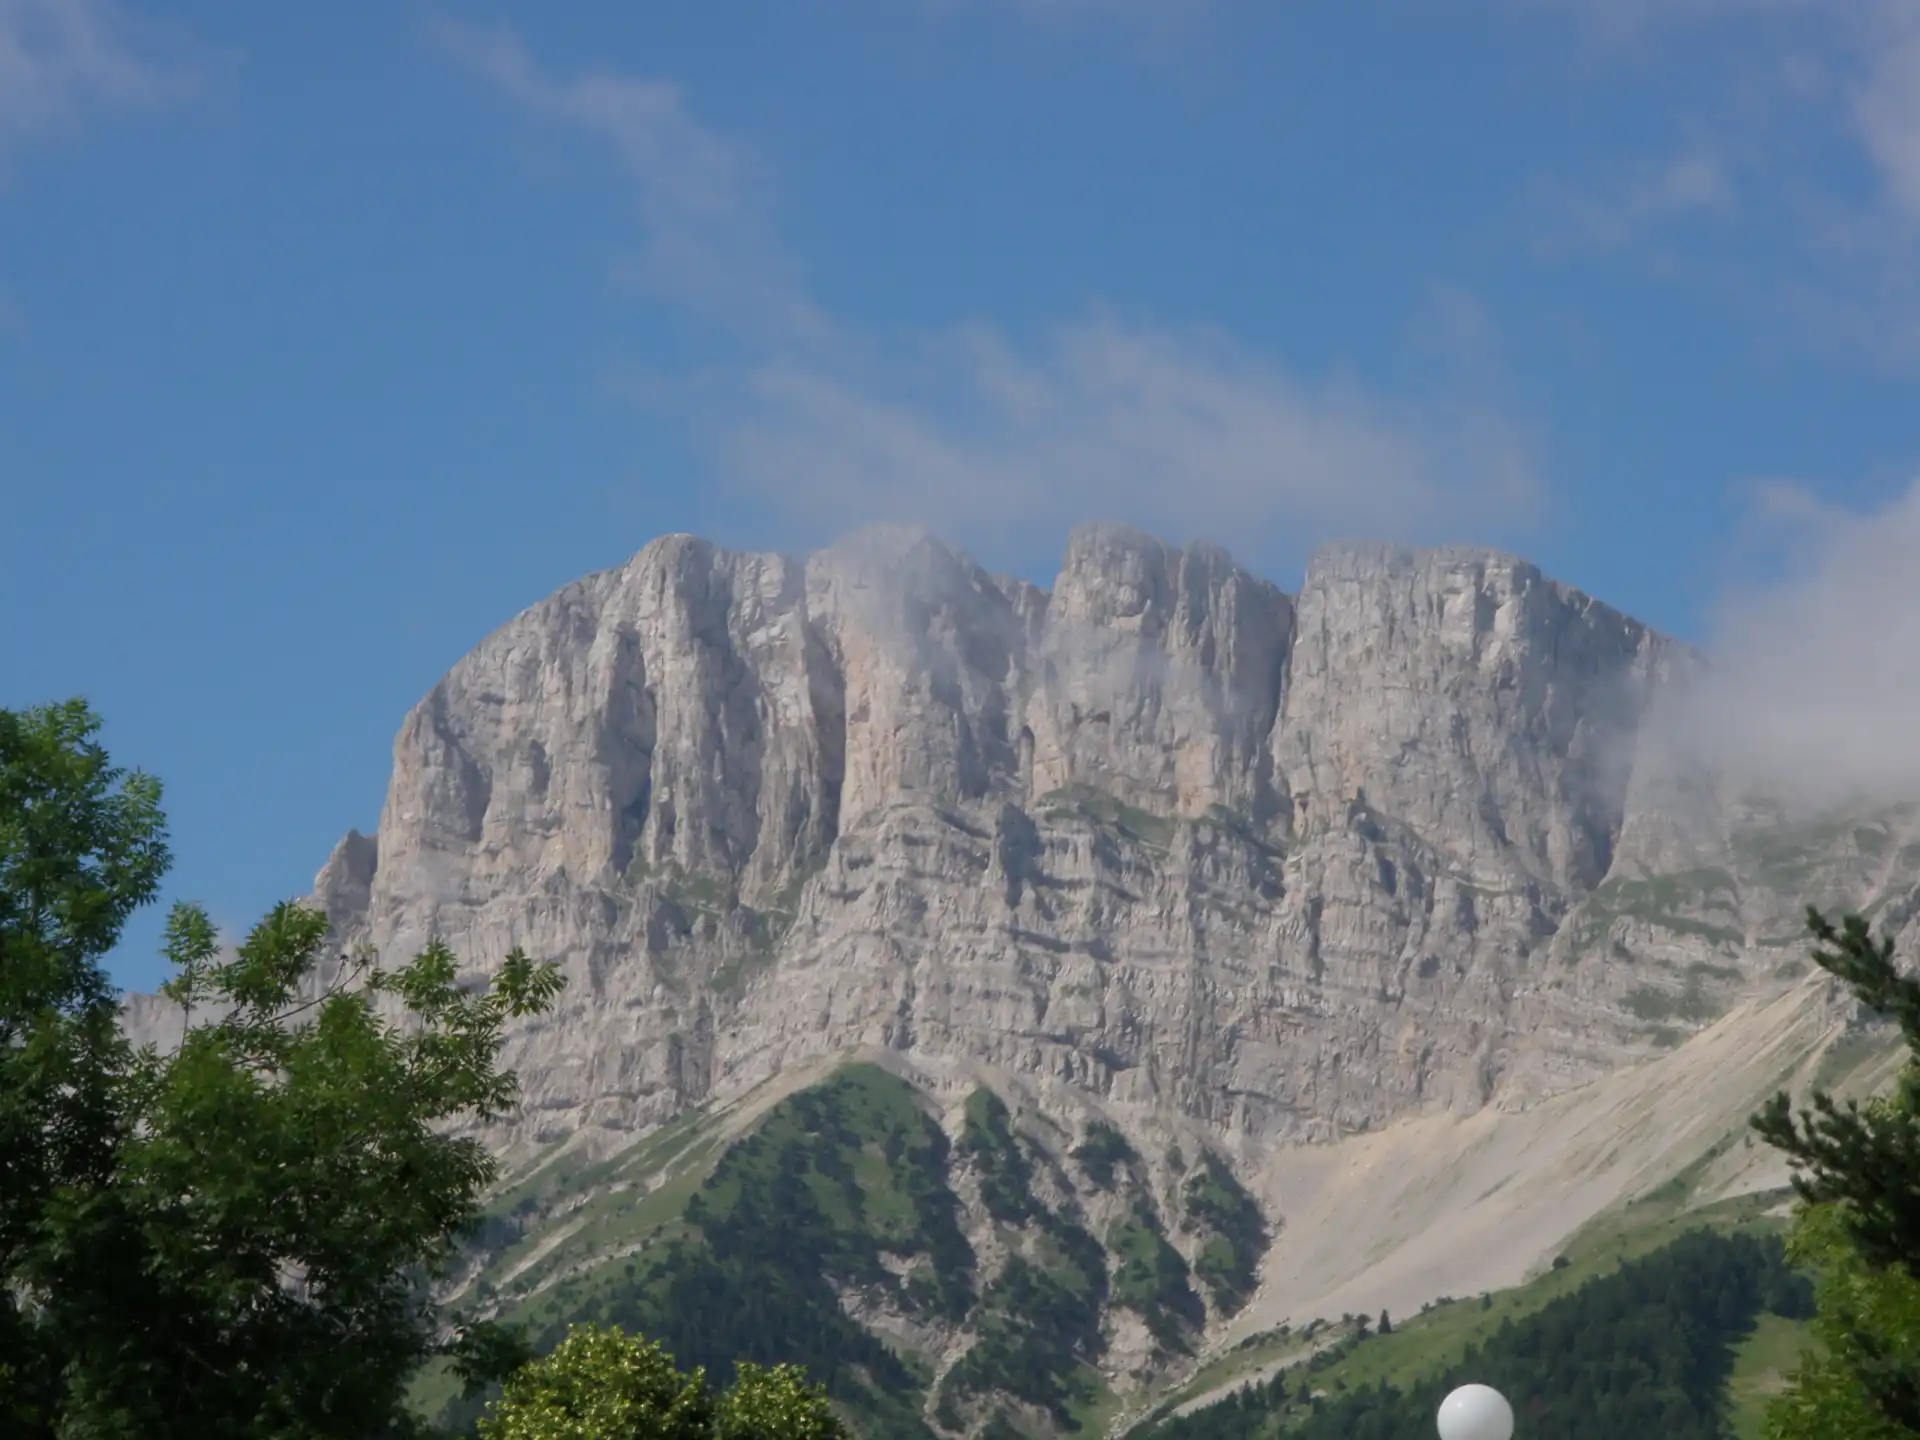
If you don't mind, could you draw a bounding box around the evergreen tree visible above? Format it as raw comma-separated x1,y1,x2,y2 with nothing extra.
1763,1203,1920,1440
1752,906,1920,1436
1136,1228,1808,1440
1753,909,1920,1280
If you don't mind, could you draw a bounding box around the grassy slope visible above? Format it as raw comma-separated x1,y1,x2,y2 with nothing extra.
1316,1190,1791,1394
427,1070,1837,1440
517,1063,969,1439
418,796,1920,1436
419,1063,1156,1440
416,1064,956,1436
426,1005,1891,1440
409,1103,739,1423
1728,1312,1812,1440
1137,1184,1808,1436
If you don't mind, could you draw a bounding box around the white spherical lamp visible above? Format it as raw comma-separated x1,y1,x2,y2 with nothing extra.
1437,1383,1514,1440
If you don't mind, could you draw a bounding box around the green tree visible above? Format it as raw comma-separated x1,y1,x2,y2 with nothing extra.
1763,1203,1920,1440
480,1325,715,1440
1753,910,1920,1280
0,699,565,1438
1752,906,1920,1436
480,1325,846,1440
715,1364,846,1440
1137,1227,1806,1440
0,700,169,1431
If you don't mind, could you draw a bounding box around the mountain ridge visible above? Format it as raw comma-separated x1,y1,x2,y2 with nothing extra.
120,521,1920,1434
293,521,1698,1151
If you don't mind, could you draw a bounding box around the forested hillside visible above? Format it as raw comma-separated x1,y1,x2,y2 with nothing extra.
426,1047,1828,1440
429,1063,1268,1439
1133,1228,1814,1440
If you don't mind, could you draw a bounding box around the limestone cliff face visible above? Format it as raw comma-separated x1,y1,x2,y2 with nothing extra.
264,521,1854,1168
1277,543,1666,893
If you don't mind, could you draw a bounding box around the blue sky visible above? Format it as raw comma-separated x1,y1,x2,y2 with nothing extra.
4,0,1919,992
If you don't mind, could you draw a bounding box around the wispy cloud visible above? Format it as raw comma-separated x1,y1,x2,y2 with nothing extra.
936,0,1205,14
0,0,198,163
437,22,1542,566
702,317,1539,553
1526,144,1737,257
1509,0,1920,367
428,21,823,344
1506,0,1920,797
1496,0,1827,47
1849,3,1920,231
924,0,1215,24
1672,476,1920,806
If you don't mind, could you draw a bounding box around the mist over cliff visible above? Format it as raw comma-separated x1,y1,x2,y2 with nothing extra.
116,519,1920,1433
267,522,1720,1152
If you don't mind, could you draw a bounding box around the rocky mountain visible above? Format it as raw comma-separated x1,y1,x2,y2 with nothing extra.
124,522,1920,1437
311,522,1703,1145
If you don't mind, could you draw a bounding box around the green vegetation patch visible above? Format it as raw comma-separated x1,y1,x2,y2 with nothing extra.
1725,807,1911,904
628,860,739,916
1200,803,1281,852
1135,1227,1813,1440
715,862,830,989
476,1064,975,1440
709,944,775,994
1569,867,1746,955
1622,980,1723,1027
1107,1202,1203,1350
960,1086,1038,1225
940,1098,1133,1430
941,1220,1112,1430
739,860,828,962
1726,1310,1816,1439
1071,1120,1135,1191
1685,959,1743,983
1179,1152,1269,1317
1600,868,1739,915
1036,784,1178,850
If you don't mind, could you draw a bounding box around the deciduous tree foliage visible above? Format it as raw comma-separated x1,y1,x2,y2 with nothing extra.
480,1324,847,1440
0,700,565,1439
0,700,169,1432
716,1364,849,1440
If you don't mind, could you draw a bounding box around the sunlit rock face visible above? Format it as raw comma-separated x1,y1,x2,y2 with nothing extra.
125,522,1920,1166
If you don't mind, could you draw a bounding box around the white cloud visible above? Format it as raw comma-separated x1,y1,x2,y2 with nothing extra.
429,20,825,343
442,26,1541,568
925,0,1213,22
1498,0,1828,46
1673,477,1920,806
701,317,1540,554
1526,144,1738,256
1849,4,1920,230
0,0,197,162
1504,0,1920,367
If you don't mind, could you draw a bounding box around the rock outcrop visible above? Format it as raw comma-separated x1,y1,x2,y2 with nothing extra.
142,520,1899,1168
121,520,1920,1432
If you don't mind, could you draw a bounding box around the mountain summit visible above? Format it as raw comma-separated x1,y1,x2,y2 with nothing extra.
303,523,1704,1148
126,523,1918,1434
